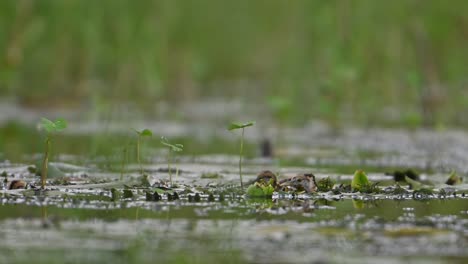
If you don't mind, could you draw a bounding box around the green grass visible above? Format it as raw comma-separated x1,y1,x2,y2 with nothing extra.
1,0,467,127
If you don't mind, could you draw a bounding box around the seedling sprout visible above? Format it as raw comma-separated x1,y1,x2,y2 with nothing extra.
133,128,152,175
227,121,255,188
161,136,184,185
39,117,67,189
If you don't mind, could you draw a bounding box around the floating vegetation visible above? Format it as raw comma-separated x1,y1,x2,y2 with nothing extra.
246,182,275,197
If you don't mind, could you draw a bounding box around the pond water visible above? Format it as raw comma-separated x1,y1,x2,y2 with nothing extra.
1,115,468,263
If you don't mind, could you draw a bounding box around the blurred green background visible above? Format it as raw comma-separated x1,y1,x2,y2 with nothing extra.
1,0,467,127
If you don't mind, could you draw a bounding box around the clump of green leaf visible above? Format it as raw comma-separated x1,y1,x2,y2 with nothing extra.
110,188,121,201
133,128,152,175
317,176,335,192
351,170,370,192
246,182,275,197
359,182,381,194
445,171,462,185
161,136,184,185
39,118,67,189
2,171,7,187
123,189,134,199
227,121,255,188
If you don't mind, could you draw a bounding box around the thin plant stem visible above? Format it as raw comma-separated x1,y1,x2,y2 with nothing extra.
168,151,172,185
239,128,244,188
137,136,143,175
41,137,51,189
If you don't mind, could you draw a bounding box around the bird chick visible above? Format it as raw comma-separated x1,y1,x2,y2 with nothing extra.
279,173,317,193
254,170,278,188
9,180,26,190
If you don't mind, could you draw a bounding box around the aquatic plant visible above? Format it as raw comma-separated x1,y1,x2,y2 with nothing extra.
2,171,7,189
247,171,277,197
227,121,255,188
160,136,184,185
133,128,152,175
351,170,370,192
445,171,462,185
246,182,275,197
317,176,335,192
39,118,67,189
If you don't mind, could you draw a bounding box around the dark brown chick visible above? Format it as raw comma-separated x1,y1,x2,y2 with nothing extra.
254,170,278,187
9,180,26,190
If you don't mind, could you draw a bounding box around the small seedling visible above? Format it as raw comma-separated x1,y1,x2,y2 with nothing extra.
133,128,152,175
39,117,67,189
227,121,255,188
160,136,183,185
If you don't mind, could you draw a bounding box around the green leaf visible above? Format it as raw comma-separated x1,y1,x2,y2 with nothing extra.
246,184,265,197
40,118,56,133
140,129,152,137
351,170,370,191
172,143,184,152
53,118,67,131
40,117,67,133
246,182,275,197
134,128,152,136
160,136,184,152
260,184,275,196
227,121,256,131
